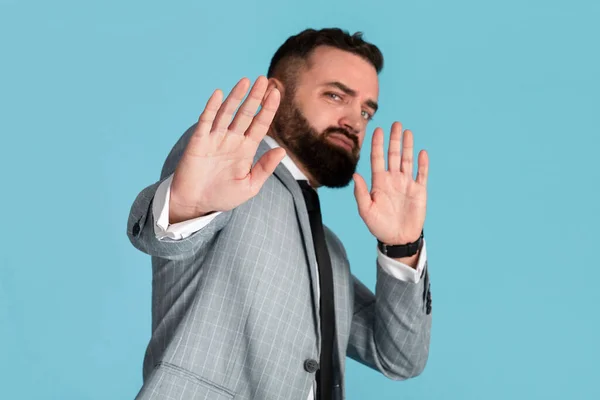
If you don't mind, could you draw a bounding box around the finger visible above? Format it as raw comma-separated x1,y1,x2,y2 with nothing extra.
388,121,402,171
228,76,268,134
249,147,287,193
195,89,224,137
371,127,385,174
245,87,280,143
211,77,251,134
416,149,429,186
400,129,414,177
352,173,372,218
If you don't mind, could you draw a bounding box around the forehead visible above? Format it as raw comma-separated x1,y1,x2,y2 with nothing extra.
298,46,379,99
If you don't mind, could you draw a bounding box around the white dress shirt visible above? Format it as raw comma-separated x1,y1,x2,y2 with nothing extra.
152,134,427,399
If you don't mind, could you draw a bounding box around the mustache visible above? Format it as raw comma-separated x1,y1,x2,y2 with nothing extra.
323,127,358,148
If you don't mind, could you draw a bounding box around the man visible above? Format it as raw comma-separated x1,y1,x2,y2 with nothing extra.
127,28,432,400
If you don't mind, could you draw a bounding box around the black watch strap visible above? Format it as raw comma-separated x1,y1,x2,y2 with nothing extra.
377,230,424,258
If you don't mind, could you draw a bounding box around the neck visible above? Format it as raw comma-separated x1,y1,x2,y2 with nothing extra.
267,130,321,188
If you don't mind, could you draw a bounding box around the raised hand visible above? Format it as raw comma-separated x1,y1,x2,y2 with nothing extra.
353,122,429,246
169,76,286,224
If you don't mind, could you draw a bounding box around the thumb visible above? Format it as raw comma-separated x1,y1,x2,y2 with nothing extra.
352,173,371,216
250,148,286,192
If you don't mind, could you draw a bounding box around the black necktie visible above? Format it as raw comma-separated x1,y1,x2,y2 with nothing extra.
298,180,335,400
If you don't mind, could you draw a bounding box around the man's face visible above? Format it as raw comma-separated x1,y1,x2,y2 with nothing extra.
272,45,380,188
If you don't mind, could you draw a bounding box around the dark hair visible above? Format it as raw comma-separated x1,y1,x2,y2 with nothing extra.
267,28,383,89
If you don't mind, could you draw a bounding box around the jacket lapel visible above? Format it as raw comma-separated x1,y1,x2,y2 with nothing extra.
253,140,322,344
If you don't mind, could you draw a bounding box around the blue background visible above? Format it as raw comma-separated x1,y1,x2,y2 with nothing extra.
1,0,598,399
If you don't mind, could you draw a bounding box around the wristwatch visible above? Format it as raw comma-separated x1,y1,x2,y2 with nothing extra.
377,230,424,258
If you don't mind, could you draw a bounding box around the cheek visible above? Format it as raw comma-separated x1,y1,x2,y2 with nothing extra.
303,103,337,132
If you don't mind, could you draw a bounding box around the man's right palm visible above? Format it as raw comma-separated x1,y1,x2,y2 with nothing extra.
169,76,286,224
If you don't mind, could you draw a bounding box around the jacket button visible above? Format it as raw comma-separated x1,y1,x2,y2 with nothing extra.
304,359,319,373
132,222,141,237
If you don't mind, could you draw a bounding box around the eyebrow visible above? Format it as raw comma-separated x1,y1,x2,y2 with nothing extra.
324,81,379,113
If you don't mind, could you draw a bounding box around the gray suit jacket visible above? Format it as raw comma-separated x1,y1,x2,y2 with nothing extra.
127,124,432,400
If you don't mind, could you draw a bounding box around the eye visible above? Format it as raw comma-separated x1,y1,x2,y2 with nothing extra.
361,110,373,121
325,92,342,101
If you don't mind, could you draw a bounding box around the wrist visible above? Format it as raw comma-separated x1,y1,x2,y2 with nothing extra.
169,199,210,224
377,229,424,260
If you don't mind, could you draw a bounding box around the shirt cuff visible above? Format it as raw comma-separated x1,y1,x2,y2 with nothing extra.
376,239,427,283
152,174,222,240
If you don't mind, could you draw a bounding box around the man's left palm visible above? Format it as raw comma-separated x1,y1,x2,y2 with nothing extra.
353,122,429,245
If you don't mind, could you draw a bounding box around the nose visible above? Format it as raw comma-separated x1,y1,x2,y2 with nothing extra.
338,112,362,135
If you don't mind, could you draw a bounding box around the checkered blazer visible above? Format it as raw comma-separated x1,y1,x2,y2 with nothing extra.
127,124,432,400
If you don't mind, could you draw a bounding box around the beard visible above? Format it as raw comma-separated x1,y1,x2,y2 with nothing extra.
271,95,361,188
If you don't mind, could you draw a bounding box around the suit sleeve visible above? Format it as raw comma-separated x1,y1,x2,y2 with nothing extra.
126,123,232,259
346,260,432,380
326,229,432,380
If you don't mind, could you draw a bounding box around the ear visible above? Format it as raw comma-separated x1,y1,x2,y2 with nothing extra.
266,77,285,98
